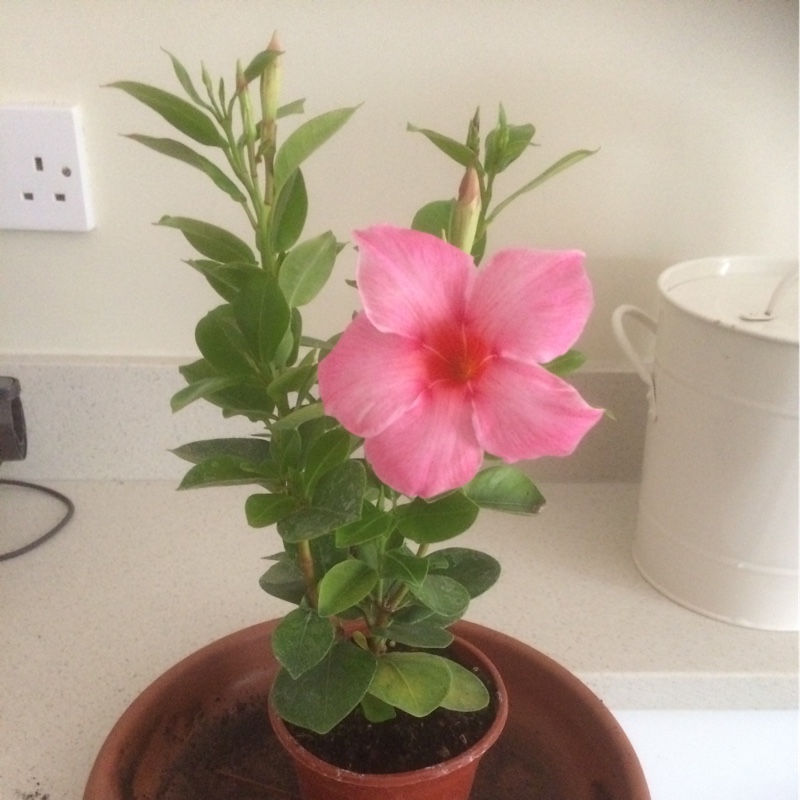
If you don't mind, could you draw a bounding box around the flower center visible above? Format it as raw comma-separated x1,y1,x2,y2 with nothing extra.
424,323,491,387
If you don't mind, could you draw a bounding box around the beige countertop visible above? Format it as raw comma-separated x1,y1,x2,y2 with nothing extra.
1,479,797,799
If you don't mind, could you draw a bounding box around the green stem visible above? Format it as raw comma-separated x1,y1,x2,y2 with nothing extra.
297,540,318,608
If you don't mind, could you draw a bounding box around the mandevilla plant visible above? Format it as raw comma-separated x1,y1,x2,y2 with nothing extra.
109,34,601,736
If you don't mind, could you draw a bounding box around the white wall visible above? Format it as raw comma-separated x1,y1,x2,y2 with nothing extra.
0,0,797,363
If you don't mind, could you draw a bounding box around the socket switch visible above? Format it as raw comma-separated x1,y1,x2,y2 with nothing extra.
0,105,94,232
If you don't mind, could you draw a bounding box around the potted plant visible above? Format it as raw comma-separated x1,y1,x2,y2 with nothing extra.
96,35,628,800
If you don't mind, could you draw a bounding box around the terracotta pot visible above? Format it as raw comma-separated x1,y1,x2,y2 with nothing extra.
268,633,508,800
84,619,650,800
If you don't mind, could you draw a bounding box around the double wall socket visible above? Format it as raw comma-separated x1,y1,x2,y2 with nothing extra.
0,105,94,232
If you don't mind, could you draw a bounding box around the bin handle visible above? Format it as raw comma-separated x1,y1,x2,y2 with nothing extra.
611,305,657,419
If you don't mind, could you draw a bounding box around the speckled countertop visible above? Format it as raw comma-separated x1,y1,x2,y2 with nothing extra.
0,479,796,798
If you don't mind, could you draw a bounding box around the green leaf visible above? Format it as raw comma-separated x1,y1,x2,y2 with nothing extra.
107,81,224,147
162,49,208,107
271,169,308,253
440,659,490,712
410,574,470,619
260,557,306,604
273,106,359,194
158,216,256,264
232,271,291,367
170,376,237,412
381,549,428,588
485,119,535,175
317,559,379,617
271,402,325,432
486,148,597,223
407,124,478,169
278,460,366,543
124,135,246,202
464,466,545,514
335,504,394,548
194,305,253,376
411,199,454,241
278,231,339,307
171,437,270,465
277,98,306,118
368,653,451,717
272,608,335,679
186,260,264,303
271,640,377,734
243,49,279,83
382,620,453,649
266,363,317,405
427,547,500,599
245,493,300,527
394,492,479,544
302,427,352,492
360,693,396,723
206,381,276,422
177,455,266,490
543,349,587,376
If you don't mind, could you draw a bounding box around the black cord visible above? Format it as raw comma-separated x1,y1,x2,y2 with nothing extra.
0,478,75,561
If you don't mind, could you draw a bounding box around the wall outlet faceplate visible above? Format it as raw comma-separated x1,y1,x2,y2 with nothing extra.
0,105,94,232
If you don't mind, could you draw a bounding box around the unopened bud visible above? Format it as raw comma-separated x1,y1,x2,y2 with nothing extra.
451,166,481,255
236,60,256,146
261,31,283,129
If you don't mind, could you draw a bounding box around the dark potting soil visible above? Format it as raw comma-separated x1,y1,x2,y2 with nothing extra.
286,699,496,773
153,695,560,800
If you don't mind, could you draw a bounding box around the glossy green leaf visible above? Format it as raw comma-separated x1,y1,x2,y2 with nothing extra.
411,199,453,241
464,465,545,514
271,402,325,432
266,363,317,404
271,640,377,734
382,620,453,649
186,260,264,303
206,381,276,423
171,437,270,464
246,493,300,527
124,135,245,202
368,652,451,717
158,216,256,264
278,230,339,307
162,49,208,107
543,349,587,376
232,271,291,367
271,169,308,253
335,504,394,548
243,49,279,83
170,376,237,412
360,693,396,723
317,559,379,617
487,149,597,223
195,305,253,376
406,124,478,169
272,608,335,679
273,106,359,194
302,427,352,492
278,460,366,543
410,574,470,619
427,547,500,599
107,81,224,147
440,658,490,711
177,455,266,490
395,492,479,544
381,549,428,588
259,558,306,604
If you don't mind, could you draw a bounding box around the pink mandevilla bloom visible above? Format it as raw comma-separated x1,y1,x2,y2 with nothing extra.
317,225,603,498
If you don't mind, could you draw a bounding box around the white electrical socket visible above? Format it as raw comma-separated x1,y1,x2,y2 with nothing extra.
0,105,95,232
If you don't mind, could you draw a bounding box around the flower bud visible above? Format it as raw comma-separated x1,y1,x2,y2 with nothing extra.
260,31,283,134
236,60,257,149
451,166,481,255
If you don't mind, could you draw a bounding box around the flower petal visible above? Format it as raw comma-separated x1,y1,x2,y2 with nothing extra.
471,357,602,461
364,385,483,498
469,249,592,364
354,225,474,339
318,313,427,438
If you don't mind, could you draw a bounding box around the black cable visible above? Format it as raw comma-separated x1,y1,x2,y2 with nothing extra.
0,478,75,561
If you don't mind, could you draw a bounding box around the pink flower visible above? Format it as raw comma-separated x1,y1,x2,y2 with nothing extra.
317,225,602,498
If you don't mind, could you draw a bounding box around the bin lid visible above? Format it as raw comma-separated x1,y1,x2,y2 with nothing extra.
659,257,798,345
